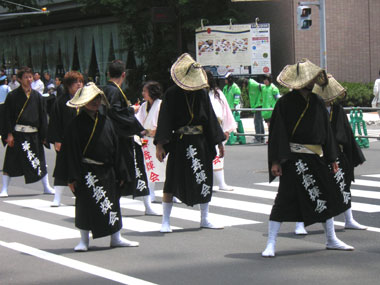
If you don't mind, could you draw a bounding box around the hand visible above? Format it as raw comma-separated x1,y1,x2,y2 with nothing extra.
331,161,339,174
156,144,167,162
271,162,282,176
217,143,225,158
6,133,14,147
119,180,125,187
132,105,140,113
224,132,230,141
55,142,62,152
68,182,76,193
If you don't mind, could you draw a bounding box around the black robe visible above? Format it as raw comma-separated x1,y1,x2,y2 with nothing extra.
154,85,225,206
328,104,366,216
65,110,126,239
2,87,48,183
47,92,78,185
102,82,149,197
268,90,338,226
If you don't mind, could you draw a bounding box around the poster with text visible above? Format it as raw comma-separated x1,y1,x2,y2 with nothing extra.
195,23,271,76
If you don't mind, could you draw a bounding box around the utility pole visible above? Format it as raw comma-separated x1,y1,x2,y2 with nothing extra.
299,0,327,70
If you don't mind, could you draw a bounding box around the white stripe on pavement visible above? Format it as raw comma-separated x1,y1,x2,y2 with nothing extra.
363,174,380,178
214,186,277,199
5,199,182,233
254,182,380,212
0,241,157,285
0,211,79,240
121,197,260,226
352,179,380,188
333,221,380,233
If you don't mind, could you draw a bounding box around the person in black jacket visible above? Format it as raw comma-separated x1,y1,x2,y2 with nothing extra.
154,53,226,232
0,67,54,197
262,60,354,257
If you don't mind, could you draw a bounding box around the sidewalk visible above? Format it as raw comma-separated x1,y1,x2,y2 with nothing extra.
241,112,380,133
240,112,380,143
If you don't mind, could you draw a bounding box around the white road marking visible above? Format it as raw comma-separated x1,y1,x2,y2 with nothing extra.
0,211,79,240
5,199,182,232
121,196,260,226
0,241,157,285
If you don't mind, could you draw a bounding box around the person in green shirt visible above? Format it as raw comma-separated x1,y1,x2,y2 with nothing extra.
222,73,245,144
247,74,280,143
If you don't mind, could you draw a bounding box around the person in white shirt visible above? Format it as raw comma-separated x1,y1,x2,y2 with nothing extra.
0,75,11,103
8,74,20,91
31,72,45,95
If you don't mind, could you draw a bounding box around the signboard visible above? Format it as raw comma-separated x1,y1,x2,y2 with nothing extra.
195,23,271,77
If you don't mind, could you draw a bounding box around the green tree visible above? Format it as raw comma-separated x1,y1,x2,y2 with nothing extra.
79,0,247,97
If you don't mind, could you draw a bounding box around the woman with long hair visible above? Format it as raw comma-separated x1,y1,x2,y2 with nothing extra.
206,71,236,191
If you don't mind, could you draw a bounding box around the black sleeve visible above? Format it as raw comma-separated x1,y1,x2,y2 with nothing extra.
154,91,174,146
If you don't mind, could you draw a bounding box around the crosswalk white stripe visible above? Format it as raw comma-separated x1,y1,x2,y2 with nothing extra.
0,241,157,285
219,185,380,200
350,189,380,199
352,179,380,188
333,221,380,233
5,199,182,233
210,197,272,215
214,186,277,199
255,182,380,211
120,197,259,226
0,211,79,240
363,174,380,178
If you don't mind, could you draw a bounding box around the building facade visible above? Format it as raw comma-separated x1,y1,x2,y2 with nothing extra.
0,0,379,83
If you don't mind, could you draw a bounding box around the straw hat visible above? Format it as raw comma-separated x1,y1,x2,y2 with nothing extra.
66,82,109,108
170,53,209,91
277,59,328,89
312,74,346,102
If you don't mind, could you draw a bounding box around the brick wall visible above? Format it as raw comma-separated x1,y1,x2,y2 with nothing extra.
293,0,380,83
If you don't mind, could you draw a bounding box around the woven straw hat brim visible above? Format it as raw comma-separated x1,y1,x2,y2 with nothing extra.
170,53,209,91
313,74,346,102
277,59,328,89
67,82,109,108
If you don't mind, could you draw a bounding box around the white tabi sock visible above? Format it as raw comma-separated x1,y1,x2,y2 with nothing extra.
295,222,308,235
143,195,161,216
74,230,90,252
323,218,354,251
262,221,281,257
51,186,65,207
200,202,224,229
148,181,156,202
110,230,139,247
0,175,11,197
160,202,173,233
344,208,367,230
213,170,233,191
41,174,55,194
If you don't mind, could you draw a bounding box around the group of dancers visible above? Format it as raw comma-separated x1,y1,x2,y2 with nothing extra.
0,55,366,256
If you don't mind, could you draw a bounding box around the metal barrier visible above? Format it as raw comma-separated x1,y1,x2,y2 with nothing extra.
230,106,380,144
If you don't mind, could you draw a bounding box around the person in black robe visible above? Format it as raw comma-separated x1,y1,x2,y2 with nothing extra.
65,82,139,252
48,71,84,207
295,75,367,235
262,59,354,257
102,60,159,216
314,75,366,229
154,53,226,233
0,67,54,197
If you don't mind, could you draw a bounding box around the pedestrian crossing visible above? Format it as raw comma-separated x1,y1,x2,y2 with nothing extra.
1,173,380,241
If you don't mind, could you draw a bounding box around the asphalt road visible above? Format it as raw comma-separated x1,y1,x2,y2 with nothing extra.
1,135,380,285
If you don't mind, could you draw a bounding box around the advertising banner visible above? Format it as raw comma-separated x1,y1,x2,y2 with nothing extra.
195,23,271,77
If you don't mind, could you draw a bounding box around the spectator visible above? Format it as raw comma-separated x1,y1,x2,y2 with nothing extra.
31,72,45,95
43,72,54,93
0,75,11,104
8,74,20,91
